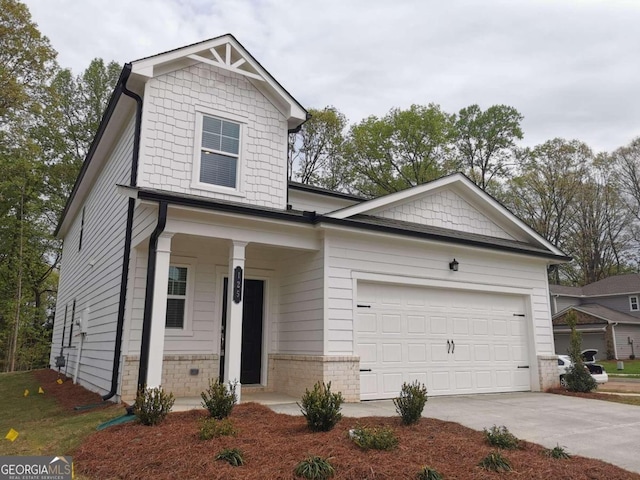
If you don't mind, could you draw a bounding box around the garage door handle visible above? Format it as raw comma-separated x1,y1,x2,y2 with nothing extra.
447,340,451,353
360,368,372,372
513,314,525,317
451,340,455,353
517,365,529,369
357,304,371,308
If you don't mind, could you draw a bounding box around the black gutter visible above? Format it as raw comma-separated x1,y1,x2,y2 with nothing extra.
137,201,168,391
317,216,573,262
134,187,570,262
137,189,312,224
103,63,142,401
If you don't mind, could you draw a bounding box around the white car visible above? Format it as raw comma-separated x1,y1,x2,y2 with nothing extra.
558,349,608,387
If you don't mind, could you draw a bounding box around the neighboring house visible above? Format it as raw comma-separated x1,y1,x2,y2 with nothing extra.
550,275,640,359
49,34,569,404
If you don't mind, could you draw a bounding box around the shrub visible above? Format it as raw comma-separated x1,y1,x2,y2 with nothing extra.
416,466,443,480
545,444,571,459
394,381,428,425
198,417,236,440
201,379,237,419
133,386,175,426
215,448,245,466
483,425,520,449
298,381,344,432
349,424,399,451
630,354,636,360
294,456,335,480
564,311,597,392
478,451,511,472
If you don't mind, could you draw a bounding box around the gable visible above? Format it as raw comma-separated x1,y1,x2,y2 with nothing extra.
371,189,515,240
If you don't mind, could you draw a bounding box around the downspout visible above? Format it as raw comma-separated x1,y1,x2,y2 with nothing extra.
611,322,619,360
137,201,168,391
103,63,143,401
286,112,311,208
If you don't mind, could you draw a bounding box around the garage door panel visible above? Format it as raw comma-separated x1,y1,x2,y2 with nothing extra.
356,313,377,333
356,282,531,399
408,343,427,362
382,373,403,395
382,343,402,362
407,315,426,333
430,317,447,334
474,344,491,361
382,314,401,333
452,343,471,361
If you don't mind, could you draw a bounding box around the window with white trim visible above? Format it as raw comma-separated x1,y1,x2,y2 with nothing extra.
630,295,639,312
166,266,188,329
198,115,241,188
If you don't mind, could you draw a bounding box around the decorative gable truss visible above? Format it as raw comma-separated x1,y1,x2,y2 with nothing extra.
187,42,263,82
130,34,307,130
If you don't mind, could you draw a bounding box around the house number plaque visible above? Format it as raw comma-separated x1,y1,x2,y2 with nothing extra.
233,266,243,304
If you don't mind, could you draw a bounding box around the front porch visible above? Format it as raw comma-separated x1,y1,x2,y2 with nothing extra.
172,388,298,412
120,203,361,403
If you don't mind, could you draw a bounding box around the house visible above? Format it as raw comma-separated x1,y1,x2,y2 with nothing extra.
49,34,570,403
551,275,640,359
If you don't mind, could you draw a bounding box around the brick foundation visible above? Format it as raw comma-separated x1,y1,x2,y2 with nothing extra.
537,354,559,390
268,354,360,402
121,354,219,401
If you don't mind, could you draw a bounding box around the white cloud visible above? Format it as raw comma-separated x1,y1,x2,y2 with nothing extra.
23,0,640,152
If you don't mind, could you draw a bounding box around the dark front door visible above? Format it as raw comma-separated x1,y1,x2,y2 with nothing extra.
220,278,264,384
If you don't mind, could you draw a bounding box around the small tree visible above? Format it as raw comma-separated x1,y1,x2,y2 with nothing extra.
564,311,597,392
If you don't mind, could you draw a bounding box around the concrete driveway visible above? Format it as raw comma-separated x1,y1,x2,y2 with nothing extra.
270,392,640,474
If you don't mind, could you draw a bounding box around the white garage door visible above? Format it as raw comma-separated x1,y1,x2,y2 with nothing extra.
356,282,531,400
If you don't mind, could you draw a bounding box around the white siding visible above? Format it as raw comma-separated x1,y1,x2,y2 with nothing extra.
125,235,281,356
325,231,555,357
138,63,289,209
277,249,324,354
373,190,514,240
50,115,135,395
288,189,360,214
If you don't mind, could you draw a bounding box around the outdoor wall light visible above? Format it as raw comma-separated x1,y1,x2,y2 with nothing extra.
449,258,459,271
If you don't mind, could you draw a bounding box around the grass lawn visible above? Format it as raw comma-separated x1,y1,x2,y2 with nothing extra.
600,359,640,376
0,371,122,457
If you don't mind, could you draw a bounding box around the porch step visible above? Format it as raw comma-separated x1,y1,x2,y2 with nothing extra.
241,384,269,395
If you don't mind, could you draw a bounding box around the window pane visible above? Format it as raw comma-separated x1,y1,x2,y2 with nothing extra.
168,266,187,296
202,132,221,151
166,299,185,328
202,116,222,134
220,136,239,155
200,152,237,188
221,120,240,138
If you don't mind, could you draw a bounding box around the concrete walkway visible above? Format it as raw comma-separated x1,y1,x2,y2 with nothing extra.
270,392,640,474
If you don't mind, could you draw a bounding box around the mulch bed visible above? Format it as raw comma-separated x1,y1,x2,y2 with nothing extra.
32,369,116,413
73,402,640,480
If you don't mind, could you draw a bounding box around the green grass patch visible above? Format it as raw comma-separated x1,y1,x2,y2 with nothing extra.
600,359,640,376
0,371,122,456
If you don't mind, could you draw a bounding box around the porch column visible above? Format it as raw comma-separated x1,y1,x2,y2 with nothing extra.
146,233,173,388
224,240,247,401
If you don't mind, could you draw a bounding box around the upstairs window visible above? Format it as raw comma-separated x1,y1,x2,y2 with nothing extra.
630,296,639,312
166,266,188,329
199,115,241,189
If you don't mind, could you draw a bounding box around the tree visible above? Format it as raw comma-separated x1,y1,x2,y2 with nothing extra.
346,104,456,197
288,106,350,190
612,137,640,242
0,0,56,121
454,104,523,192
504,139,590,283
564,168,631,285
563,311,597,392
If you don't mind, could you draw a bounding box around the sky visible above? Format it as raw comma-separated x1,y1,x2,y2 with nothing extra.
22,0,640,153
